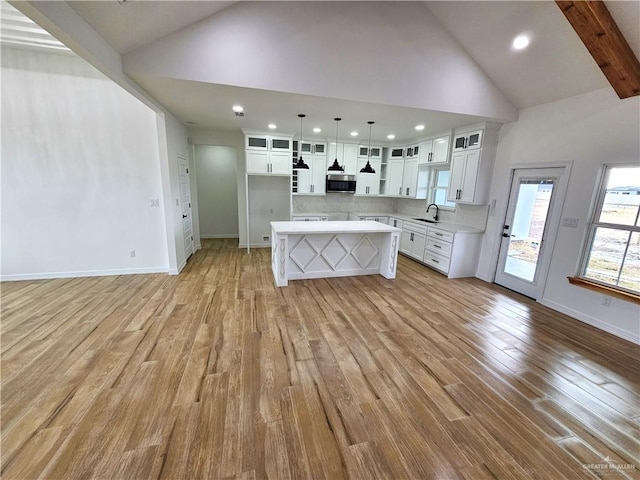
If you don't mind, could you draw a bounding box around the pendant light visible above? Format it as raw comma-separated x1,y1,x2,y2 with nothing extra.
294,113,309,169
359,121,376,174
327,117,345,172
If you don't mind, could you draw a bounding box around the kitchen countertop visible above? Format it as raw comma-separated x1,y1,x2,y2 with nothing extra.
271,220,400,235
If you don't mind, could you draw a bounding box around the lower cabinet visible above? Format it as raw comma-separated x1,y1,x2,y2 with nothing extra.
292,215,329,222
399,220,482,278
399,222,427,261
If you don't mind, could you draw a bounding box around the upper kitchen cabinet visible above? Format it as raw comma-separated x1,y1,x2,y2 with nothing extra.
293,139,326,195
452,128,483,152
418,134,451,165
404,144,419,159
328,142,358,175
355,158,381,196
447,123,500,205
384,157,405,196
358,145,382,159
243,131,294,175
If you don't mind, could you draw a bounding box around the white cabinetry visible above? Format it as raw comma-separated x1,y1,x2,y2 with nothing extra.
452,129,483,152
358,145,382,159
447,123,500,205
244,132,293,175
385,158,405,196
419,135,450,165
399,221,427,261
398,220,483,278
388,217,403,229
292,215,329,222
448,150,480,203
356,159,381,195
401,158,418,198
354,215,388,223
295,156,327,195
328,142,358,174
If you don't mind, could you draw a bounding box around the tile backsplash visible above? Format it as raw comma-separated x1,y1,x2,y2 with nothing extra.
395,199,489,230
293,195,489,230
293,195,396,215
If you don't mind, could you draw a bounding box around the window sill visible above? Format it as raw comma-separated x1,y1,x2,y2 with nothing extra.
567,277,640,305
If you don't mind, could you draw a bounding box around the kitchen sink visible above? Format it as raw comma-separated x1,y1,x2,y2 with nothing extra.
413,218,438,223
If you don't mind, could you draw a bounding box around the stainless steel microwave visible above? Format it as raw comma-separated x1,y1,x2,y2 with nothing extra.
326,174,356,193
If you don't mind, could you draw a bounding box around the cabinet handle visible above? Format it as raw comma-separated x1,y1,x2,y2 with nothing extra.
431,258,440,264
410,233,414,241
434,244,441,248
406,187,410,196
434,232,443,237
399,187,402,195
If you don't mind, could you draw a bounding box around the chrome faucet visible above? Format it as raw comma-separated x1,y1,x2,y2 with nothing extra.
426,203,439,222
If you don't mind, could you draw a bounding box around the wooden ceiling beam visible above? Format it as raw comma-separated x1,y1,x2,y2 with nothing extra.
556,0,640,99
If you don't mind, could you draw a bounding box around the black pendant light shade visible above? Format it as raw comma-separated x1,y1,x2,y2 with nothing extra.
294,113,309,169
360,121,376,174
327,158,344,172
327,117,345,172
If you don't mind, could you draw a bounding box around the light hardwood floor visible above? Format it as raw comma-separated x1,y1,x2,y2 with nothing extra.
2,238,639,479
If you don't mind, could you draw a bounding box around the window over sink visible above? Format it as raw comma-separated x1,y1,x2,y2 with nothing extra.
430,167,456,208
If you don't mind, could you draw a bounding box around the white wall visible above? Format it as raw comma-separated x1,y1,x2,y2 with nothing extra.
247,176,290,247
194,145,239,238
161,113,190,271
478,88,640,343
122,2,517,122
1,47,169,279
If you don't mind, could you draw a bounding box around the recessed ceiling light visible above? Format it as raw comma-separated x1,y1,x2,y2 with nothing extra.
512,34,530,50
387,134,395,140
350,131,358,137
232,105,244,113
186,121,197,125
415,124,425,131
313,127,321,133
268,123,277,129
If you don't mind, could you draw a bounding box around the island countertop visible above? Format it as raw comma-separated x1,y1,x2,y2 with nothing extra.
271,220,401,235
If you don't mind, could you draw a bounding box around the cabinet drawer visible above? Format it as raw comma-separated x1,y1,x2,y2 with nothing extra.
402,221,428,235
423,251,450,273
425,238,452,258
428,228,454,243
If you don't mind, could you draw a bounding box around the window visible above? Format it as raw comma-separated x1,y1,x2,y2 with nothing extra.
430,168,456,208
580,165,640,294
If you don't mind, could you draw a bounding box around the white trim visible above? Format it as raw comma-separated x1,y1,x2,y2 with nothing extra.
177,259,187,273
1,267,170,282
200,234,240,239
540,299,640,345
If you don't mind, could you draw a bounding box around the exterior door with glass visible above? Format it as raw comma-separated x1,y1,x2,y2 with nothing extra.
495,168,565,299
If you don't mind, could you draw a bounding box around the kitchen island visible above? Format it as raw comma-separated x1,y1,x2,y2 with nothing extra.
270,221,401,287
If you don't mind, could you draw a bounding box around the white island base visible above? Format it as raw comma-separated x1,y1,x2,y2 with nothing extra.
270,221,401,287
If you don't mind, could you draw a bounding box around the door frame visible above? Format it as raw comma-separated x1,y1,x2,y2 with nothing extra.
491,162,572,301
178,153,194,262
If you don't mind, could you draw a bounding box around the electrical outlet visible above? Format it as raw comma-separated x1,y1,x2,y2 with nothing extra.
602,296,611,307
130,250,136,258
150,199,160,207
262,235,270,242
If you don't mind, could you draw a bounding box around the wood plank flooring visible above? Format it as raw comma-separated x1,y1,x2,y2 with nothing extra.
2,238,639,479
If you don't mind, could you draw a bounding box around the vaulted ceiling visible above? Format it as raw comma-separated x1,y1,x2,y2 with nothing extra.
6,1,640,143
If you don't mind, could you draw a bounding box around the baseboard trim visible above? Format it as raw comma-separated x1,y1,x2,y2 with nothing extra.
176,259,187,274
475,272,493,283
1,266,170,282
539,298,640,345
201,234,240,239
